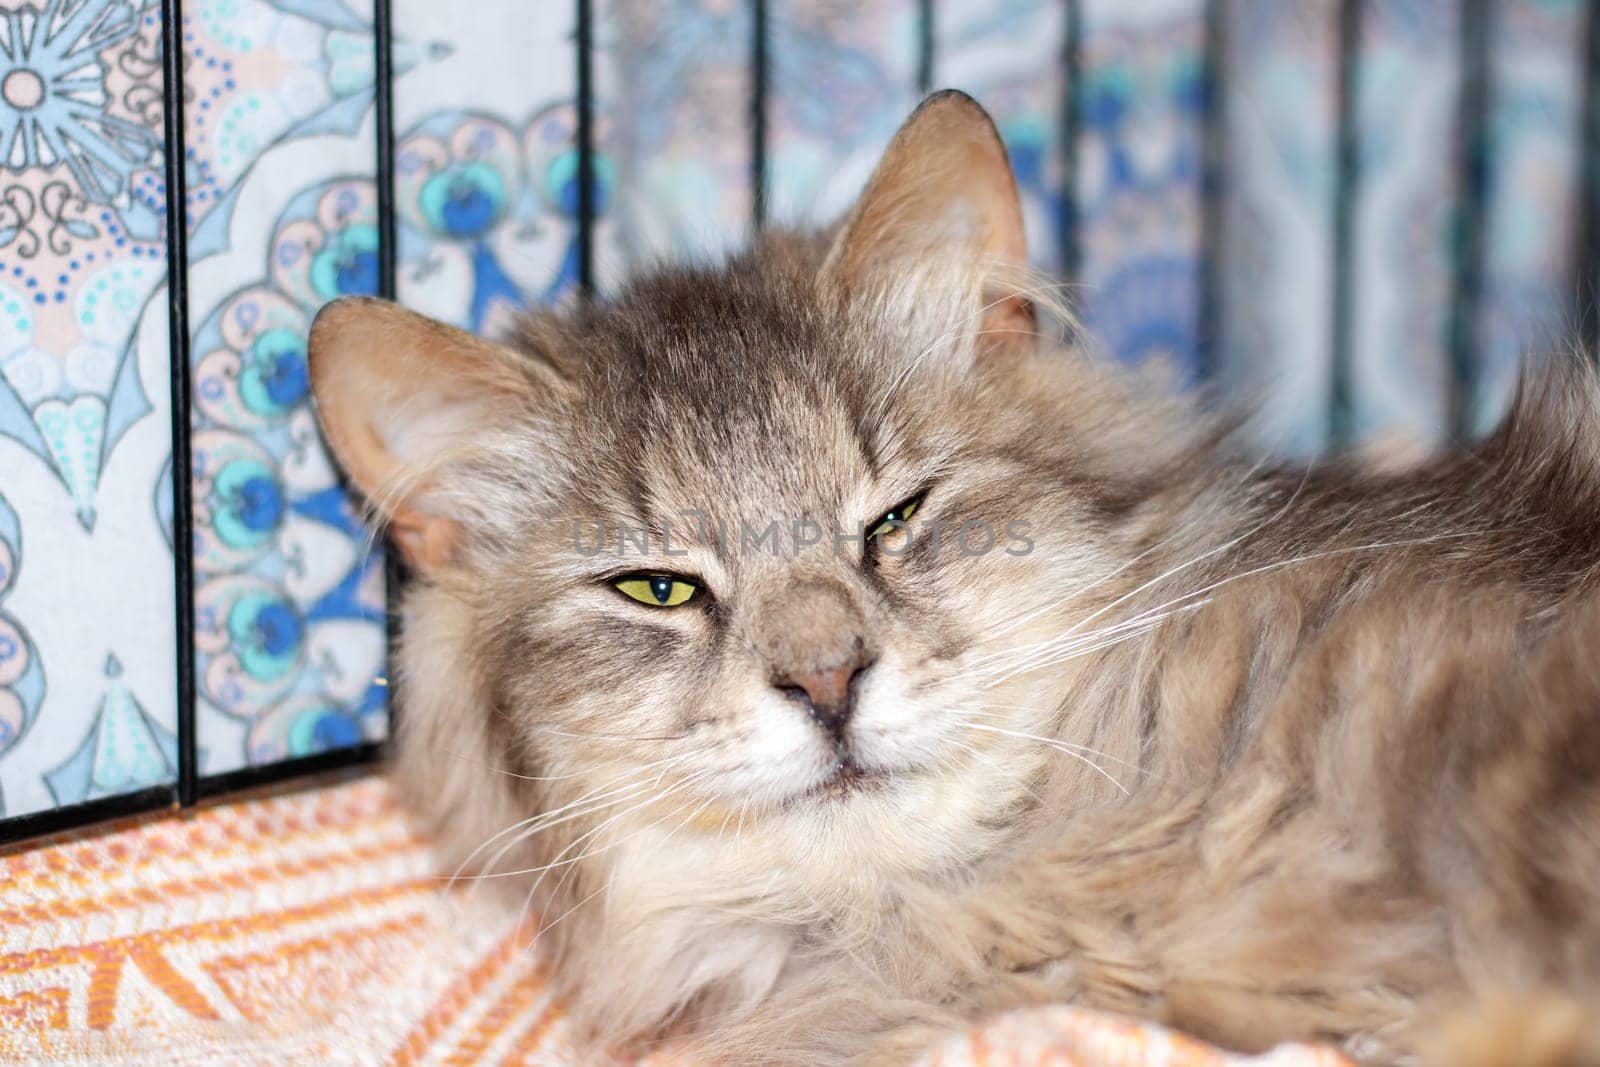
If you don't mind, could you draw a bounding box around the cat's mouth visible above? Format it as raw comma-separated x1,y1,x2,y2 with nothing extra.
803,757,887,802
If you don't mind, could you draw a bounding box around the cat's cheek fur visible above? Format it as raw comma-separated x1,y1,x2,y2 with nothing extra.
390,584,529,875
842,653,934,769
703,693,838,805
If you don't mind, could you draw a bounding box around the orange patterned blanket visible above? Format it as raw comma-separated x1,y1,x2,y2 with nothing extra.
0,776,1350,1066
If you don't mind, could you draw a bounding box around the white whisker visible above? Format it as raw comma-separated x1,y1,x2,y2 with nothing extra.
963,722,1132,795
960,709,1148,775
444,752,696,892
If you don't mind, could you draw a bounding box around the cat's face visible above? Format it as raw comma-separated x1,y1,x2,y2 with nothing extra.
473,280,1131,881
310,94,1179,895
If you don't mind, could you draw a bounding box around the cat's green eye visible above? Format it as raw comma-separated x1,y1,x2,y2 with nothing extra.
868,495,923,540
614,574,699,608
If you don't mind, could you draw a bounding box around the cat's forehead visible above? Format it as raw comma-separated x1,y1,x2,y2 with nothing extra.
597,351,881,522
564,268,908,524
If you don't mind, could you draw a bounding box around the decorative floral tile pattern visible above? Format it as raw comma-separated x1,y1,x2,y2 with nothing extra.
0,0,165,524
1217,0,1339,455
1074,0,1205,378
0,0,177,816
595,0,753,285
0,491,43,788
1349,0,1457,446
1478,0,1582,429
766,0,919,229
180,0,379,258
189,179,385,773
937,0,1067,271
392,0,581,333
181,0,383,777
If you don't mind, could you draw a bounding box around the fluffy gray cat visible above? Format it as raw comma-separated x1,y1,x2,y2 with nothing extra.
308,92,1600,1066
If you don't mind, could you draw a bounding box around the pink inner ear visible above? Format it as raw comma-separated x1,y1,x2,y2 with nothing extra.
981,292,1036,352
390,512,459,573
307,296,541,573
821,92,1032,335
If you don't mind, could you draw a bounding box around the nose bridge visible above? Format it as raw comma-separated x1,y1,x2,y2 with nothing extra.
754,575,871,665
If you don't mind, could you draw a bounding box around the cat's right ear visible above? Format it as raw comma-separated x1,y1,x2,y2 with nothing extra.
818,90,1033,344
307,296,552,573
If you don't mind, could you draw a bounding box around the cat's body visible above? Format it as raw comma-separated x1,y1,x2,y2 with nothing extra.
309,94,1600,1065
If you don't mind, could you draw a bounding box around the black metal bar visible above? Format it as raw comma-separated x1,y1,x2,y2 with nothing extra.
1449,0,1491,440
161,0,197,808
577,0,595,295
918,0,936,95
1196,0,1227,385
373,0,401,756
375,0,396,300
1329,0,1361,449
751,0,769,231
193,743,385,801
1579,0,1600,354
0,787,175,849
1059,0,1084,281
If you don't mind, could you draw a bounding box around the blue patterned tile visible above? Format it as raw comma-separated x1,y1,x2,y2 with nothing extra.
0,491,45,810
1348,0,1458,446
767,0,919,228
1217,0,1340,455
182,0,383,775
1478,0,1583,429
937,0,1067,271
1074,0,1205,378
393,0,581,330
0,0,176,816
596,0,753,282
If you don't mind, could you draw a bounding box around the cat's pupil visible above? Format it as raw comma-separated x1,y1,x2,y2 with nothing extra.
649,576,672,604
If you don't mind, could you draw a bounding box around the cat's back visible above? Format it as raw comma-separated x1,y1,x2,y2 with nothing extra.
1167,355,1600,841
1104,362,1600,1056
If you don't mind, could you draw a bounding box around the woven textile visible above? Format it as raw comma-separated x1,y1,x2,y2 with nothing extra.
0,776,1350,1066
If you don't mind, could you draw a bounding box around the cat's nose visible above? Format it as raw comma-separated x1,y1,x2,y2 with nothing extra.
775,649,874,741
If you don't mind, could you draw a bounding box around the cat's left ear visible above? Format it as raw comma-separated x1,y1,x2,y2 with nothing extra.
307,296,559,573
818,90,1033,344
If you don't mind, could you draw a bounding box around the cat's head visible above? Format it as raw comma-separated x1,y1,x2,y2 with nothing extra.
309,92,1197,909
